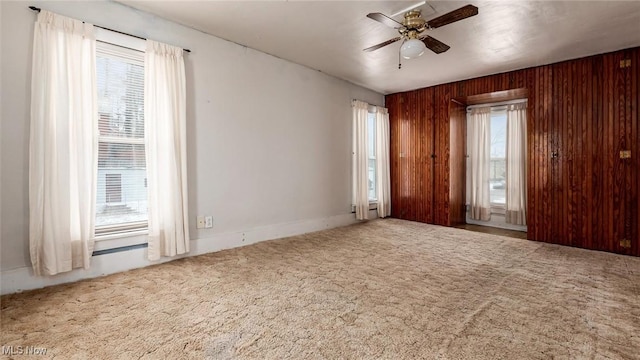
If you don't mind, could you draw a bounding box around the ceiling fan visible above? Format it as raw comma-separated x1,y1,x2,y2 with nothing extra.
364,4,478,67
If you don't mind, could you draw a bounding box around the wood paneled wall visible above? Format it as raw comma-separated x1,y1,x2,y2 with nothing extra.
448,101,466,225
386,47,639,256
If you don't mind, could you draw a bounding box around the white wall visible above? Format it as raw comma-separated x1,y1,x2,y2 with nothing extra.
0,1,383,294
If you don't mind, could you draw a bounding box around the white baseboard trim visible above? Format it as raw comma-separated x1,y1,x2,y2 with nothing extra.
1,211,375,295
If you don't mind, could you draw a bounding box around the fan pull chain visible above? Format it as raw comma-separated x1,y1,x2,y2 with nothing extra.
398,47,402,69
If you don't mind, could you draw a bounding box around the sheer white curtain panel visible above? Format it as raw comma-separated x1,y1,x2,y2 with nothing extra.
468,107,492,221
29,11,97,275
375,106,391,218
144,40,190,261
352,100,370,220
506,103,527,225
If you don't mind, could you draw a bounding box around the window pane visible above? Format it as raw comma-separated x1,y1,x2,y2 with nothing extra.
367,113,377,201
368,113,376,157
490,112,506,204
96,142,147,227
368,158,376,200
97,55,144,139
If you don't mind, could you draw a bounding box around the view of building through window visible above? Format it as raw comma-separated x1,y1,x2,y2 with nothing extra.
489,110,507,205
367,112,377,201
95,43,148,230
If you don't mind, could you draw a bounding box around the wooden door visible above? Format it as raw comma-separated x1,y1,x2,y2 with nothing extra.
526,65,554,244
388,90,436,223
547,50,638,255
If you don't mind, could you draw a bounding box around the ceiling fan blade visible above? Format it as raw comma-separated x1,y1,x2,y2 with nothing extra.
421,35,451,54
363,37,402,52
426,4,478,29
367,12,403,28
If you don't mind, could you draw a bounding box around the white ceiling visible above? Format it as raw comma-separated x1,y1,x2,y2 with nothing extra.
119,0,640,95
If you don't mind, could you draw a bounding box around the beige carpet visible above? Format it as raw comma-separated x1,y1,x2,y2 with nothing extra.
2,219,639,359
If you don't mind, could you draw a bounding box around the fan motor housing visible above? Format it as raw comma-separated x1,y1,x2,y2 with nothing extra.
403,10,426,30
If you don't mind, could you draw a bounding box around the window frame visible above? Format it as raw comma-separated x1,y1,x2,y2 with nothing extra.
352,106,379,210
94,29,149,240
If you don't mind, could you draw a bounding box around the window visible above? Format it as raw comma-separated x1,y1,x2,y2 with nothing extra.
489,110,507,205
367,112,377,201
466,99,527,230
95,41,147,235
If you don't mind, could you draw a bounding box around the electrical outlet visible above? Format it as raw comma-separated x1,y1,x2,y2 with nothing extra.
205,216,213,228
196,216,205,229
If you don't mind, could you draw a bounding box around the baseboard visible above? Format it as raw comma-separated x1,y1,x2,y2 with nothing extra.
1,211,376,295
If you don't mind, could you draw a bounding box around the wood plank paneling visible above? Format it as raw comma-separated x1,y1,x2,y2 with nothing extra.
387,90,436,223
387,93,401,219
622,49,637,256
629,48,640,256
405,90,418,221
420,88,436,224
448,100,466,226
528,65,553,244
433,84,450,225
551,61,565,246
591,56,605,249
386,46,639,256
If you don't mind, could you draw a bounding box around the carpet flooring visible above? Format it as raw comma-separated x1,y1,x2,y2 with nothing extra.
1,219,639,359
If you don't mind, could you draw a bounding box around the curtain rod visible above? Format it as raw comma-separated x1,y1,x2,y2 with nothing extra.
29,6,191,53
352,99,386,107
352,99,388,111
466,98,527,110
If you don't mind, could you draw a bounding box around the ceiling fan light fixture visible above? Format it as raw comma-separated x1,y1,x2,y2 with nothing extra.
400,38,426,59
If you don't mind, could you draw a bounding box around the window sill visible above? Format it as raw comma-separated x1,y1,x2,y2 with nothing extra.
93,229,148,252
489,204,506,215
466,203,505,216
351,202,378,213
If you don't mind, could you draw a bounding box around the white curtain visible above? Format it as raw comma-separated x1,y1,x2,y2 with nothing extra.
29,11,97,275
468,107,492,221
352,100,370,220
144,40,190,261
506,103,527,225
375,106,391,218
